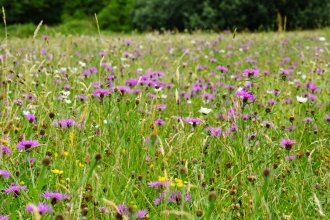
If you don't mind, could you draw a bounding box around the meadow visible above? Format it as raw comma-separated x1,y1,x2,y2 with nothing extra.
0,28,330,220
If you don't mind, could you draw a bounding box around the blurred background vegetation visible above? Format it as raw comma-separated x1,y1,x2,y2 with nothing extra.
0,0,330,37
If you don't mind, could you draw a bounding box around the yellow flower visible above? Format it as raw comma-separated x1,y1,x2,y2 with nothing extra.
64,151,69,156
79,163,84,167
0,139,9,146
54,152,59,159
51,169,63,175
20,181,25,185
174,178,187,187
158,176,169,182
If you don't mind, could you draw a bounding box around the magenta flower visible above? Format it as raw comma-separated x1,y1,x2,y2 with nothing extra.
280,139,296,151
16,140,39,151
148,181,170,188
0,215,9,220
243,69,259,77
26,203,53,214
235,88,256,102
155,119,165,125
326,114,330,122
98,206,109,214
25,113,37,123
92,89,110,98
4,183,27,194
285,155,296,160
1,147,11,154
41,191,69,200
207,127,221,137
0,170,10,178
99,51,107,57
216,65,229,73
185,118,201,127
135,210,148,219
118,204,129,216
14,99,24,105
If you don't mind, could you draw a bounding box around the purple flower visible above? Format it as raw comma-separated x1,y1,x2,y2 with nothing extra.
98,206,109,214
40,49,47,55
155,119,165,125
92,89,110,98
168,191,182,203
216,65,229,73
279,69,290,75
235,88,256,102
16,140,39,150
99,51,107,57
325,114,330,122
185,193,192,202
25,113,37,123
26,203,53,214
0,170,10,178
262,121,274,128
243,69,259,77
41,191,69,200
303,117,314,123
155,104,167,110
125,39,132,45
118,204,129,216
285,155,296,160
75,95,88,101
0,215,9,220
185,118,201,127
14,99,24,105
4,183,27,194
148,181,170,188
1,147,11,154
135,210,148,219
280,139,296,151
207,127,221,137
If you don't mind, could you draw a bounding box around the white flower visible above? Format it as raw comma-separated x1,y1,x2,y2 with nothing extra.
78,61,86,67
161,94,167,99
64,99,71,104
199,107,212,114
319,37,326,41
23,110,30,115
296,96,308,103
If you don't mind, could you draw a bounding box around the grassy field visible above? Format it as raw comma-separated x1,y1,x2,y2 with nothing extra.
0,28,330,220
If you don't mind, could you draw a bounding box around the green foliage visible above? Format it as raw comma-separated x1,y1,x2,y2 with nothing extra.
0,0,329,32
1,0,65,25
131,0,330,31
97,0,133,32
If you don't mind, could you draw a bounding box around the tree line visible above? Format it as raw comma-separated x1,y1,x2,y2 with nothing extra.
1,0,329,32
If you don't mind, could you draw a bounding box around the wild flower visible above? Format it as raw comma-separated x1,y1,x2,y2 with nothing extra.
199,107,212,114
154,119,165,125
4,183,27,194
235,88,256,102
16,140,39,151
25,113,37,123
0,170,10,178
26,203,53,214
41,191,69,200
280,139,296,151
135,210,148,219
92,89,110,98
243,69,259,78
0,215,9,220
